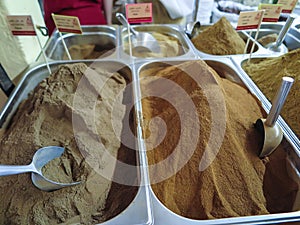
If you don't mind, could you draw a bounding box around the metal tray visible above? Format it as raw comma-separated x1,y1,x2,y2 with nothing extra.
44,25,119,61
244,22,300,52
0,60,152,225
188,22,300,58
187,24,269,58
2,21,300,223
136,58,300,224
119,24,197,61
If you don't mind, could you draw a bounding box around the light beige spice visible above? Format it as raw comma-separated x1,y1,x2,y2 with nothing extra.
0,63,138,224
257,33,278,47
124,32,183,58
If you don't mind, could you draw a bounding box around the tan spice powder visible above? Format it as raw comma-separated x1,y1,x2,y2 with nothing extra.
124,32,183,58
140,60,298,219
191,17,246,55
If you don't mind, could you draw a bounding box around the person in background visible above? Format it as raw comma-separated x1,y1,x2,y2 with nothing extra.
43,0,113,34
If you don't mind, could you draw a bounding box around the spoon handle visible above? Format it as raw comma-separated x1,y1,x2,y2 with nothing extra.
192,0,200,22
0,164,35,176
265,76,294,127
275,15,296,48
115,13,137,36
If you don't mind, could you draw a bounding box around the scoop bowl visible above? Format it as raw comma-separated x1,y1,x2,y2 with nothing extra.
266,15,296,54
0,146,81,191
255,77,294,158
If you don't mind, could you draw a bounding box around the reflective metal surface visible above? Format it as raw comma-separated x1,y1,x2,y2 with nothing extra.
136,58,300,224
1,23,299,224
119,24,197,61
44,26,119,60
0,60,152,225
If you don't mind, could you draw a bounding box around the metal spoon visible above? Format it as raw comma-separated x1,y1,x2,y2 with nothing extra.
185,0,201,38
266,15,296,53
0,146,81,191
116,13,161,53
255,77,294,158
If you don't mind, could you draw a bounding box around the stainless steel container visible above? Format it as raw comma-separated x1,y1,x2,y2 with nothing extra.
187,22,300,58
226,22,300,171
1,22,299,224
44,26,120,60
136,58,300,224
187,24,269,58
244,23,300,52
230,54,300,223
119,24,197,62
0,60,153,225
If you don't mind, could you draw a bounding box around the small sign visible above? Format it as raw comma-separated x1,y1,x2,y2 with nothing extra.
236,10,265,30
277,0,297,13
52,14,82,34
126,3,153,23
7,15,36,36
258,4,282,22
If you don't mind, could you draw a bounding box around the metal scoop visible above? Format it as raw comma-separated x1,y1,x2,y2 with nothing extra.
255,77,294,158
116,13,161,53
266,15,296,54
0,146,81,191
185,0,201,38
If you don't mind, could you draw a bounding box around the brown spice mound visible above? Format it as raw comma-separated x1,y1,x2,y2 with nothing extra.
242,48,300,138
0,63,138,224
191,17,246,55
140,60,298,219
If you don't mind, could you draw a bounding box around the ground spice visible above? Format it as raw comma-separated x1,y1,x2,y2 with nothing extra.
257,33,278,47
63,44,114,60
191,17,246,55
124,32,183,58
242,48,300,138
140,60,298,219
0,63,138,224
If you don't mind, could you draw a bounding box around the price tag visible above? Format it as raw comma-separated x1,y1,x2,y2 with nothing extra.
236,10,265,30
7,15,36,36
52,14,82,34
126,3,153,23
258,4,283,22
277,0,297,13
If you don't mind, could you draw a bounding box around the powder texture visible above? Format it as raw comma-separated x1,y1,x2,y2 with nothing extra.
124,32,183,57
257,33,278,47
242,48,300,138
0,63,138,224
191,17,246,55
63,44,114,60
140,60,298,219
